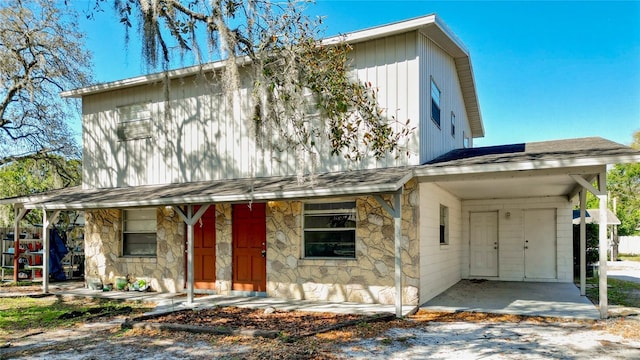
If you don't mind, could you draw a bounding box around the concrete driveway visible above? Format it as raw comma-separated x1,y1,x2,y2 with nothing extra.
608,260,640,284
421,280,600,320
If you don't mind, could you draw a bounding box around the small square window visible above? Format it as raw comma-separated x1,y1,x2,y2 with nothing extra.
117,103,153,141
303,201,356,259
123,208,157,256
439,205,449,245
431,79,441,127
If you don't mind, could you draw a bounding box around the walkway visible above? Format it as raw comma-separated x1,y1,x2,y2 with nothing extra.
51,285,417,317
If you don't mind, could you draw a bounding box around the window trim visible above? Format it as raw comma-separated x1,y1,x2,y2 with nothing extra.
117,102,153,141
439,204,449,245
430,78,441,128
122,208,157,257
302,200,357,259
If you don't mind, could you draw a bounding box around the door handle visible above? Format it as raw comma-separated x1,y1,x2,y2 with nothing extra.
261,250,266,257
524,246,528,250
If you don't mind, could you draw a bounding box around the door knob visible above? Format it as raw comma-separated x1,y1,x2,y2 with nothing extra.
261,250,266,257
524,246,528,249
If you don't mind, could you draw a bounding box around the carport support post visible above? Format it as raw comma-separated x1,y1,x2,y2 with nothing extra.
373,189,403,318
42,209,61,294
579,190,586,296
12,206,29,282
571,173,608,318
173,205,210,304
597,172,608,319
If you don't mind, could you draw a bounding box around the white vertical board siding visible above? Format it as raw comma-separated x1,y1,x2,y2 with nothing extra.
461,197,573,282
418,34,471,163
82,34,420,188
418,183,463,304
350,32,420,170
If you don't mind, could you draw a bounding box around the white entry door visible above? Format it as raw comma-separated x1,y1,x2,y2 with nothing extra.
469,211,499,277
524,209,557,279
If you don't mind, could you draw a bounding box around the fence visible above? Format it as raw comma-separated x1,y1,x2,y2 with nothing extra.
619,236,640,255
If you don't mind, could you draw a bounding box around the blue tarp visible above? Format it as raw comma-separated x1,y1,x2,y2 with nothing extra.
49,228,68,281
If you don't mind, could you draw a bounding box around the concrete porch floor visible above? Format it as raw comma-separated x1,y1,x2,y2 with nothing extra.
421,280,600,320
50,284,416,317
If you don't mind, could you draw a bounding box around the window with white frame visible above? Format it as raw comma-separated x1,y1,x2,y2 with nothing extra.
117,103,152,141
303,201,356,258
439,205,449,245
122,208,157,256
450,112,456,137
463,132,470,148
431,78,441,127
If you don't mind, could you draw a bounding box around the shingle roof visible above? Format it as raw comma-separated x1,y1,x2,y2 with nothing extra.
0,167,412,210
422,137,639,169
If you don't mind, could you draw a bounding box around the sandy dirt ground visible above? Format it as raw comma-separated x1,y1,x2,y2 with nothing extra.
2,316,640,359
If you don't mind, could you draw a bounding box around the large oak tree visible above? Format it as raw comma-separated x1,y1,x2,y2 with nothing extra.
0,0,92,166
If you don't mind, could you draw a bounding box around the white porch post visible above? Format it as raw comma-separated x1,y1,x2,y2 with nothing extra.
12,206,29,283
374,188,404,318
187,206,194,304
579,190,586,296
570,172,608,319
173,204,210,305
42,209,61,294
597,172,608,319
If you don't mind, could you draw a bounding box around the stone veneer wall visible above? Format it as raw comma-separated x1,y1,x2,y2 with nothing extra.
214,203,233,294
84,207,185,292
266,179,420,305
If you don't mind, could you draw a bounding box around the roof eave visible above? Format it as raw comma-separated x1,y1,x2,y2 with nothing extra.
16,171,413,210
415,154,640,178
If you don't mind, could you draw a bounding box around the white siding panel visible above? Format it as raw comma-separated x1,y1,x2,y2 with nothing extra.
461,197,574,282
419,183,463,304
418,34,471,163
82,34,421,188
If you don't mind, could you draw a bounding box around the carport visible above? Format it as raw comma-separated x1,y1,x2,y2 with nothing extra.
414,137,640,319
422,280,599,320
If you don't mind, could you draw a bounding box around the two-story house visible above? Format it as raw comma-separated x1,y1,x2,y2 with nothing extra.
3,14,639,317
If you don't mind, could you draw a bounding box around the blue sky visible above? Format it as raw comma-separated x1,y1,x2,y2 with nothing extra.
76,0,640,147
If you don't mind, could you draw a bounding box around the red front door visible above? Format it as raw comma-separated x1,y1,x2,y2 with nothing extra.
194,206,216,290
232,203,266,292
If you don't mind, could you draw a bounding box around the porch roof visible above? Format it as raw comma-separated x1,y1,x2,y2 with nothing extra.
0,167,413,210
414,137,640,200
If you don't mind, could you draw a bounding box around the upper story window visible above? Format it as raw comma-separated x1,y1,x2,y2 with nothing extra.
431,78,441,128
117,103,152,141
450,112,456,137
463,131,470,148
122,208,157,256
439,205,449,245
303,201,356,259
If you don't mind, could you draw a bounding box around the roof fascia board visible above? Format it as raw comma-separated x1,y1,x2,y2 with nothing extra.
21,181,409,210
60,57,252,98
324,14,437,45
416,154,640,178
417,165,604,183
